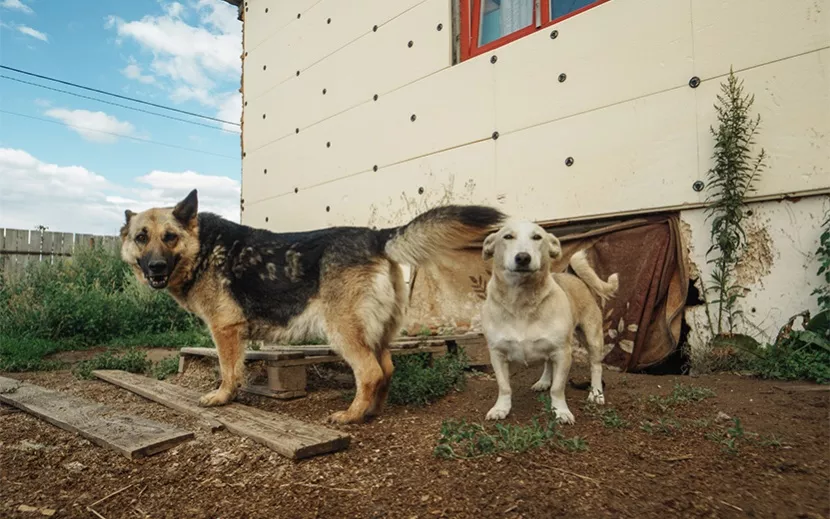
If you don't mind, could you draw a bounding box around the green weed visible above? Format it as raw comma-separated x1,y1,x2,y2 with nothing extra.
73,348,152,380
387,349,469,406
647,382,715,413
150,355,180,380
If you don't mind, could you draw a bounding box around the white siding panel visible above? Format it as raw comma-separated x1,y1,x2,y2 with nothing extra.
495,86,700,222
695,49,830,197
243,140,498,232
244,0,424,100
245,0,451,153
692,0,830,81
243,54,497,204
244,0,319,51
493,0,694,134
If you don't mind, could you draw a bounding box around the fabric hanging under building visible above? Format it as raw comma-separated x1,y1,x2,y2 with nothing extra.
403,214,689,372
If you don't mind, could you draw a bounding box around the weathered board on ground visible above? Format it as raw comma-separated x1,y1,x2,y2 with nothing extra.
0,376,193,459
92,370,351,460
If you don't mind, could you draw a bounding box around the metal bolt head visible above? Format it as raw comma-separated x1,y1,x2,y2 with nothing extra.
693,180,705,191
326,206,331,212
296,70,300,76
689,76,701,88
373,165,378,172
410,114,416,122
550,29,559,39
372,24,378,32
418,187,424,195
322,88,327,95
265,7,268,13
262,113,266,119
295,128,299,134
297,13,301,18
436,23,443,31
264,169,267,174
294,187,299,193
492,131,499,140
558,73,567,83
265,217,269,222
373,94,378,101
565,157,574,166
490,55,498,64
327,18,331,24
407,40,414,48
326,141,331,148
263,65,267,71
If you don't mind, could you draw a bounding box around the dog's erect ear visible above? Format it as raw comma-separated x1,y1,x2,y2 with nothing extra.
546,232,562,259
482,232,498,260
172,189,198,225
120,210,136,239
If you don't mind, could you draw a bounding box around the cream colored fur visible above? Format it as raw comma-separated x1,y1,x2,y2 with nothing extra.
480,219,619,424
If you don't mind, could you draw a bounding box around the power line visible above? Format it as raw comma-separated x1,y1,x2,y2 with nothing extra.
0,75,240,134
0,64,241,127
0,109,239,160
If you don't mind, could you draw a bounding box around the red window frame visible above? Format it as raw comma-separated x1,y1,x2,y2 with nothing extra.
459,0,611,61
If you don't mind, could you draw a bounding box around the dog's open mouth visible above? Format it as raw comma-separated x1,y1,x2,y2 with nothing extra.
147,274,169,289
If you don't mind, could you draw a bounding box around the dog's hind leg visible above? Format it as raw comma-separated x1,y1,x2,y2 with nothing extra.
368,347,395,416
326,319,385,425
531,360,553,392
584,322,606,405
199,323,245,407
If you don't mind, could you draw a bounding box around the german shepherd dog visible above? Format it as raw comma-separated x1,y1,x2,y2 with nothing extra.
120,189,504,424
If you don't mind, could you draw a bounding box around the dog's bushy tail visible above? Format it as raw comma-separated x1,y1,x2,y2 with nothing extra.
569,250,619,305
381,205,505,266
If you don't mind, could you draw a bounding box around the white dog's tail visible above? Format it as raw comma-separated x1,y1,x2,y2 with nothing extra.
381,205,505,266
569,250,619,305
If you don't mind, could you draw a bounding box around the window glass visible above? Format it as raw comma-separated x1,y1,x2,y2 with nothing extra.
479,0,534,46
550,0,596,20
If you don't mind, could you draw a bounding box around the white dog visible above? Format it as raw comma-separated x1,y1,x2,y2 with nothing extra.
480,219,619,424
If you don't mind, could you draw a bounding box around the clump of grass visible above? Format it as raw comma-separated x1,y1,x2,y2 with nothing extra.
150,355,180,380
433,395,588,459
386,349,469,406
647,382,715,413
73,348,152,379
583,403,629,429
640,416,681,436
0,246,210,371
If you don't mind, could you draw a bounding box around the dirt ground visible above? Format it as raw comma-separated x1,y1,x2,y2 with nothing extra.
1,356,828,519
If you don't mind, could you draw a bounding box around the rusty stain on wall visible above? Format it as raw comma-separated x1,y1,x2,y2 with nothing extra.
734,214,775,287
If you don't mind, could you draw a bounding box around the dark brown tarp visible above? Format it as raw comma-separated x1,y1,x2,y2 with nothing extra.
403,214,688,372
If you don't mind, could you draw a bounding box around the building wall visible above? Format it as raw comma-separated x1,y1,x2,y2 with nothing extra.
239,0,828,232
238,0,830,348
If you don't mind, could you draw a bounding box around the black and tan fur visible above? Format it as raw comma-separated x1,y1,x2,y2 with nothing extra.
120,189,504,424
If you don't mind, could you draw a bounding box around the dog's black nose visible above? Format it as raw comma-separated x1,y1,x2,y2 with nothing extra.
515,252,531,266
148,259,167,274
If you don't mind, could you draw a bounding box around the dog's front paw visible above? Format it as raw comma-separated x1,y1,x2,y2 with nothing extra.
531,380,552,392
326,410,365,425
587,388,605,405
553,407,575,425
199,389,231,407
485,405,511,420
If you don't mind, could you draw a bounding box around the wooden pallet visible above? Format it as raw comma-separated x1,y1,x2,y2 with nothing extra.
179,333,488,400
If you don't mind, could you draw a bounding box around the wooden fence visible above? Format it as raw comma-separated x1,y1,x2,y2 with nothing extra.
0,228,120,280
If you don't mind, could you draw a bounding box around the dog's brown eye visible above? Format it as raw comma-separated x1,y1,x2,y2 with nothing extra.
504,234,514,240
163,232,178,243
135,234,147,245
532,235,542,241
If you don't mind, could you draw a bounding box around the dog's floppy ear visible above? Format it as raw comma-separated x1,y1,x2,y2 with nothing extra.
173,189,198,225
546,232,562,259
482,231,498,260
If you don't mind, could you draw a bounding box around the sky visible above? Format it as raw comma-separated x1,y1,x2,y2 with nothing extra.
0,0,243,235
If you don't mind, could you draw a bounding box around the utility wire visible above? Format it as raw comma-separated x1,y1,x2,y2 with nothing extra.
0,64,241,127
0,109,238,160
0,75,240,134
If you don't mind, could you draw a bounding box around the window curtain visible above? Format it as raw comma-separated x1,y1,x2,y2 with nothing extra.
499,0,533,36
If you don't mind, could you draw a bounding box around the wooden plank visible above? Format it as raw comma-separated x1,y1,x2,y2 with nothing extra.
245,0,451,152
92,370,351,460
0,376,194,459
179,347,305,361
692,0,829,81
41,230,55,265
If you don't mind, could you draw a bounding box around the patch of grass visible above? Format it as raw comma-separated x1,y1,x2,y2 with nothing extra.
583,403,630,429
434,395,588,460
640,416,680,436
647,382,715,413
386,349,469,406
73,348,152,380
150,355,180,380
0,246,210,372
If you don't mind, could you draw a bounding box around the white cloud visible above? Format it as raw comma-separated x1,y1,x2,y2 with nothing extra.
44,108,136,143
17,25,47,42
122,59,156,84
1,0,33,14
0,148,240,234
108,1,241,129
